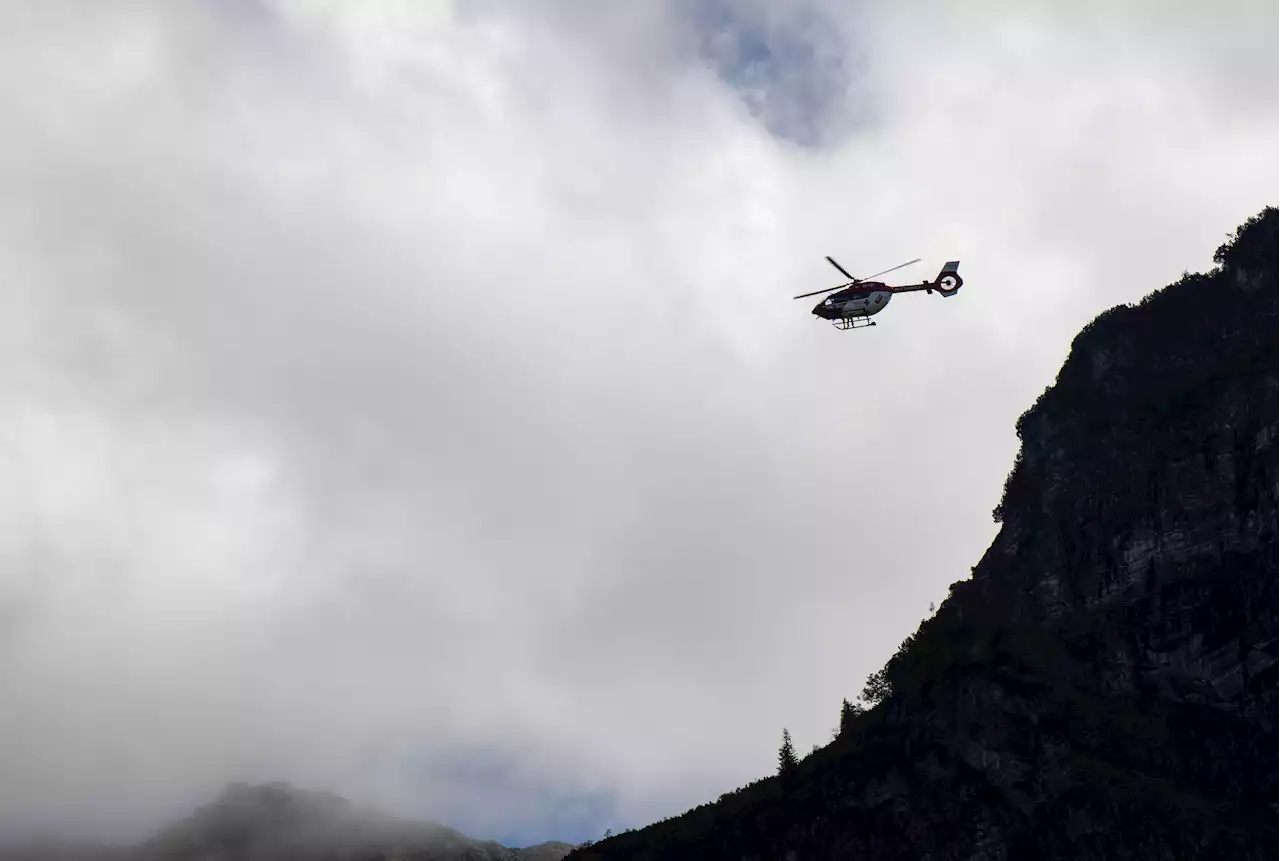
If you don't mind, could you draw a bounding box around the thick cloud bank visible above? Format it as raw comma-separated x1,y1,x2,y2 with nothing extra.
0,0,1275,847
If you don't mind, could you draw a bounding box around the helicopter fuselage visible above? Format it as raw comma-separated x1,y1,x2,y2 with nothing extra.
812,283,892,320
796,259,961,330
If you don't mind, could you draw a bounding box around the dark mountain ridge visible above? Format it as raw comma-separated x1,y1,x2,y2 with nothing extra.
567,205,1279,860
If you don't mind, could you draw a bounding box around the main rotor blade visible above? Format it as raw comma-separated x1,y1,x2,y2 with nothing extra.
793,284,849,300
858,258,921,281
825,256,856,281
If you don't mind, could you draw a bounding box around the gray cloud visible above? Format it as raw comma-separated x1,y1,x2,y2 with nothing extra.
684,0,866,146
0,0,1275,847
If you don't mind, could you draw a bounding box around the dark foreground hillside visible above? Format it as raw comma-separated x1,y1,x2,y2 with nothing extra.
568,206,1279,861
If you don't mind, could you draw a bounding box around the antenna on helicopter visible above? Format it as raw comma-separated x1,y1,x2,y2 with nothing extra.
793,257,921,299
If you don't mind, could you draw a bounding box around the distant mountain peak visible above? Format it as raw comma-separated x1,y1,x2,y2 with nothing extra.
0,781,575,861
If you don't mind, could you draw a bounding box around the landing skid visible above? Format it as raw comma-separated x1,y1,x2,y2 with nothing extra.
832,316,876,330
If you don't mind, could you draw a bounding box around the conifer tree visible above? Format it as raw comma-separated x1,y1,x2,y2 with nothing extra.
860,666,892,706
839,697,864,734
777,728,798,775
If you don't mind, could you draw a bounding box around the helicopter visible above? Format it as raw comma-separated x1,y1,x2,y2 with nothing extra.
794,256,963,329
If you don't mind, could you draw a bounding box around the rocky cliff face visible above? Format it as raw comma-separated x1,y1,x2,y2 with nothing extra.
568,207,1278,861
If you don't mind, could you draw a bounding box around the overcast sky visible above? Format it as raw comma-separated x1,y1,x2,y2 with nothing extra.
0,0,1275,848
